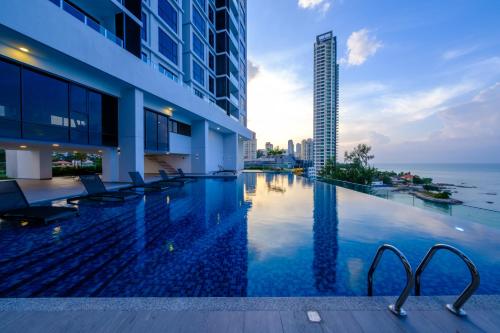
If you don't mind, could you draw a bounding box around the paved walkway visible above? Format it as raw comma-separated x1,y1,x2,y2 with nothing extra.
0,296,499,332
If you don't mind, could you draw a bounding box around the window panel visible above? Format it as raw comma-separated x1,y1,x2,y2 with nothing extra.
88,91,102,146
22,69,69,142
141,11,148,41
158,0,177,32
0,59,21,138
193,33,204,60
158,114,169,151
192,6,206,36
193,61,204,85
145,110,158,150
70,84,88,144
159,28,178,64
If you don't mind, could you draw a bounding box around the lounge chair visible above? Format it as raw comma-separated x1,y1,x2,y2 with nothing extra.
128,171,181,191
67,174,141,204
0,180,78,224
159,170,191,184
213,165,237,176
177,168,197,180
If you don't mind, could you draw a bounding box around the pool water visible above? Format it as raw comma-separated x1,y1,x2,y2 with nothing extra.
0,173,499,297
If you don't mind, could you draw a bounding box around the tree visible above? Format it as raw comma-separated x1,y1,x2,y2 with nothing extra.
344,144,374,167
267,147,285,156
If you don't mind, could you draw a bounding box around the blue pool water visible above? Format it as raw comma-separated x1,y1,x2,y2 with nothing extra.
0,173,499,297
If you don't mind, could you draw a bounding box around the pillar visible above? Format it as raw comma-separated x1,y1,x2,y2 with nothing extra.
118,88,144,182
223,133,238,171
101,147,119,182
5,148,52,179
191,120,209,174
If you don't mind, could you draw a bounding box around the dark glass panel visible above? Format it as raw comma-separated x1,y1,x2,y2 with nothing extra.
124,0,142,19
22,69,69,142
141,11,148,41
125,15,141,57
0,59,21,138
158,0,177,33
145,110,158,150
69,84,88,144
158,28,178,64
88,91,102,145
158,114,169,151
102,95,118,146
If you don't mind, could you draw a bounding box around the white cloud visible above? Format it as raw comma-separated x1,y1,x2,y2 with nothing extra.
345,29,382,66
248,60,260,82
298,0,331,13
247,62,312,149
442,46,477,61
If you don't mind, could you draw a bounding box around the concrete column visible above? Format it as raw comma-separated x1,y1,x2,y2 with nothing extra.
101,147,119,182
223,133,238,171
118,88,144,182
5,149,52,179
191,120,209,174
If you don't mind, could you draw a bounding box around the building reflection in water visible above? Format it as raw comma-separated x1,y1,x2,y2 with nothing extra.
313,181,339,293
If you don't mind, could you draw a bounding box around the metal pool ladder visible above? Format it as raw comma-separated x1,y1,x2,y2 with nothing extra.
368,244,414,317
415,244,480,316
368,243,480,317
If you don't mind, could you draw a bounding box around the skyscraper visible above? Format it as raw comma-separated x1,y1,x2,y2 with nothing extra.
302,138,314,162
287,139,294,156
0,0,250,180
295,142,302,160
313,31,339,171
243,133,257,160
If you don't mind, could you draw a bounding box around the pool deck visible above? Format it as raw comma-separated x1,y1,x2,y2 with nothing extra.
0,295,499,332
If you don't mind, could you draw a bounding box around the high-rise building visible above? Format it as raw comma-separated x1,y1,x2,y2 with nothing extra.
302,138,314,162
243,133,257,160
313,31,339,170
295,143,302,160
265,142,273,151
287,139,294,156
0,0,250,180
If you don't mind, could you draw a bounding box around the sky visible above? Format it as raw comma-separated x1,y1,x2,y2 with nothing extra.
246,0,500,163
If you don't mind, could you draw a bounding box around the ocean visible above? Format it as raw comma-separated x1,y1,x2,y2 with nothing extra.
373,163,500,227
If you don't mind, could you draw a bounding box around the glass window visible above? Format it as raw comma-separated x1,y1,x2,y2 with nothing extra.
141,11,147,41
194,0,205,11
208,29,215,48
141,52,148,63
69,84,88,144
0,59,21,138
145,110,158,150
192,6,206,36
88,91,102,146
192,61,204,86
158,0,177,33
158,114,169,151
208,52,215,70
159,28,178,64
208,5,215,24
192,33,204,60
22,69,69,142
209,75,215,94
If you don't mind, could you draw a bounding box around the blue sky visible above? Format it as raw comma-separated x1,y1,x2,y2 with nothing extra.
246,0,500,163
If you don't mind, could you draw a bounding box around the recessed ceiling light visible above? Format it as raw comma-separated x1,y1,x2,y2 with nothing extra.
52,143,60,147
19,47,30,53
217,127,221,130
19,145,27,149
98,150,103,153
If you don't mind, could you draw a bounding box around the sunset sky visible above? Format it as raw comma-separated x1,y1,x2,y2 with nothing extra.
246,0,500,163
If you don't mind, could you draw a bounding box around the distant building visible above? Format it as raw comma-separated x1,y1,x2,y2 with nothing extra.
313,31,339,170
295,143,302,160
302,138,314,162
243,133,257,160
265,142,274,151
287,140,294,156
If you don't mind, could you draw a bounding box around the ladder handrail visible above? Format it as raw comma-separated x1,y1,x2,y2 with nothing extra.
368,244,414,316
415,244,480,316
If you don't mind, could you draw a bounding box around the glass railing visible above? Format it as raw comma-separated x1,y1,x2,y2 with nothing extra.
49,0,123,47
320,178,500,228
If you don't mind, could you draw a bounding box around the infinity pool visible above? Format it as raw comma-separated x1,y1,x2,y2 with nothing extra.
0,173,499,297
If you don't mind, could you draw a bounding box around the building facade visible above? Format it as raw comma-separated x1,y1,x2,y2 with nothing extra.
295,142,302,160
0,0,251,181
313,31,339,171
302,138,313,162
243,132,256,160
264,142,273,152
287,139,294,156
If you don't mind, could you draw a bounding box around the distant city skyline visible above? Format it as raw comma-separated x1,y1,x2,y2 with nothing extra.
247,0,500,163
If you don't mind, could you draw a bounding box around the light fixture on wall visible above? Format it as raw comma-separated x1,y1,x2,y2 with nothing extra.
216,127,221,130
19,145,28,149
52,143,60,147
19,47,30,53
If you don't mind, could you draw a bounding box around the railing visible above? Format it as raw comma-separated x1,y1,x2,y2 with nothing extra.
368,244,414,316
415,244,480,316
49,0,123,47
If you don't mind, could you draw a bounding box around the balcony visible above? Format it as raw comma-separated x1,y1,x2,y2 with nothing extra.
48,0,123,47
